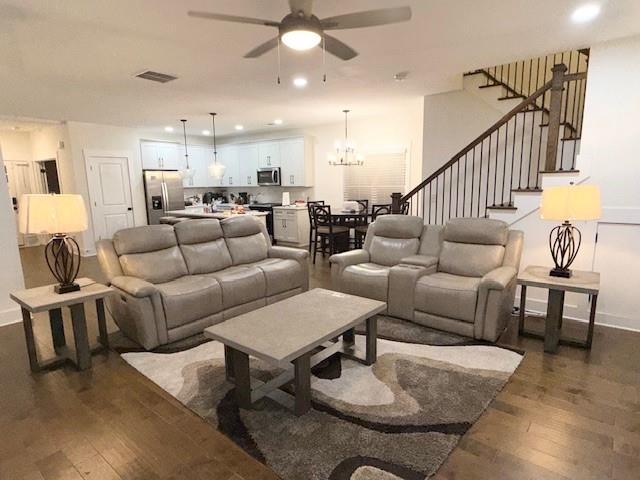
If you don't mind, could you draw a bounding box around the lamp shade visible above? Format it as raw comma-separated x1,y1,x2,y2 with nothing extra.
540,185,601,221
19,194,88,234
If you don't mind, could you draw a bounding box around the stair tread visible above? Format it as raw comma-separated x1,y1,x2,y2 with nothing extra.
539,169,580,174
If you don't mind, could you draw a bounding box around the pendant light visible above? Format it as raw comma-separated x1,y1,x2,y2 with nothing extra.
328,110,364,166
181,119,196,180
208,112,226,179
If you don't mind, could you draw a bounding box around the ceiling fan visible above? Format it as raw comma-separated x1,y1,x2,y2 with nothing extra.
188,0,412,61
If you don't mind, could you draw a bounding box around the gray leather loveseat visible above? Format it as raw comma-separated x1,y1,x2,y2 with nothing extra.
330,215,523,342
96,216,308,349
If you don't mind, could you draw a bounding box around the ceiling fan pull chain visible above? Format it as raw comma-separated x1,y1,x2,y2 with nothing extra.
322,34,327,83
277,36,281,85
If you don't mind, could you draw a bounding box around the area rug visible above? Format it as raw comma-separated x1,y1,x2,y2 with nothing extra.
121,317,522,480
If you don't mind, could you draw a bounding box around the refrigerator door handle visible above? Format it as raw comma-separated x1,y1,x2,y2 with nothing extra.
161,182,168,213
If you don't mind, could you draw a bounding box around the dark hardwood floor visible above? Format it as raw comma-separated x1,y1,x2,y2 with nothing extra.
2,246,639,479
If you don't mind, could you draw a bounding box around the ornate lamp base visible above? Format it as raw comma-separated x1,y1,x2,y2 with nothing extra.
548,221,581,278
45,234,82,295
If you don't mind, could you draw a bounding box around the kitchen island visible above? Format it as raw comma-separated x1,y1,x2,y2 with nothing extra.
166,206,268,227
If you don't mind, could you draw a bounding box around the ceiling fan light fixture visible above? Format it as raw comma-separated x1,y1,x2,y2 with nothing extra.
281,29,321,51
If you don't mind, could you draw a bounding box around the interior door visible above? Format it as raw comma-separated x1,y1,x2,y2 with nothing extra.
5,161,32,246
85,154,134,241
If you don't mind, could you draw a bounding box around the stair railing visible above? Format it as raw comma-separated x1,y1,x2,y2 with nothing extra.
392,64,587,223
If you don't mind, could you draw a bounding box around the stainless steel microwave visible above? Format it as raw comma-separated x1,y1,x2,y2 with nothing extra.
257,167,281,186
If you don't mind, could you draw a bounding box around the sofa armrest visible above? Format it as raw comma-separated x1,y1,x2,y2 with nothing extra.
268,246,309,261
400,255,438,271
480,266,517,291
329,249,370,268
111,276,158,298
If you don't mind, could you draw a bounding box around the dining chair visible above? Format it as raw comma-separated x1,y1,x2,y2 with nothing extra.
400,201,410,215
306,200,325,252
312,205,349,264
351,199,369,212
354,203,391,248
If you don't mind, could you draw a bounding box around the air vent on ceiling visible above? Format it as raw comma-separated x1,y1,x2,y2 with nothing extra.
135,70,177,83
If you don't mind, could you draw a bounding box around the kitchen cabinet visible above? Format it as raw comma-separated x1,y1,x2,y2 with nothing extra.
280,137,311,187
273,206,309,247
237,143,259,186
141,141,181,170
217,145,239,187
258,141,281,168
183,145,211,188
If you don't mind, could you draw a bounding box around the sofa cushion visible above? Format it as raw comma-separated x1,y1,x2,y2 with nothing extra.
207,266,266,309
443,218,508,245
369,236,420,267
221,216,269,265
249,258,304,296
155,275,223,329
415,273,480,323
373,215,424,239
174,219,232,274
438,241,504,277
119,246,188,284
341,262,390,302
113,225,177,255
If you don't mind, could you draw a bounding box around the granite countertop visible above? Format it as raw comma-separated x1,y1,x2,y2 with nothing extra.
272,204,308,210
166,208,268,219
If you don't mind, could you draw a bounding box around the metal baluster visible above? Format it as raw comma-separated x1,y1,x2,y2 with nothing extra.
435,176,439,224
502,119,508,205
493,128,499,207
510,110,517,205
560,70,571,170
456,158,460,217
478,140,484,217
471,146,476,216
486,132,492,214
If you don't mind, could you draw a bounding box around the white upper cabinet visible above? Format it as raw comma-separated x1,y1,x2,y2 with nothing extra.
141,141,181,170
183,145,210,188
258,141,281,168
217,145,239,187
280,137,312,186
238,143,259,186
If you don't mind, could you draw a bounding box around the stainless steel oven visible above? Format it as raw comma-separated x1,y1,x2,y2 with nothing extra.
257,167,281,186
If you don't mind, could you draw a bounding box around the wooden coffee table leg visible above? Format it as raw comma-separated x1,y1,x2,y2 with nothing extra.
231,348,251,409
294,352,311,416
21,308,40,373
586,294,598,349
365,316,377,365
518,285,527,335
224,345,235,381
95,299,109,349
343,328,355,345
544,289,564,354
49,308,66,352
70,303,91,371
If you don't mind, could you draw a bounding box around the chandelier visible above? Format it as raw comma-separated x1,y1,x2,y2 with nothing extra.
328,109,364,167
207,112,226,179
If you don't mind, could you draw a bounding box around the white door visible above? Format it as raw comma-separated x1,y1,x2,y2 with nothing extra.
85,153,134,241
5,161,33,246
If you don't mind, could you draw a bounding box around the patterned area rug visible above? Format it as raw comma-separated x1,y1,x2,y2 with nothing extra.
121,316,522,480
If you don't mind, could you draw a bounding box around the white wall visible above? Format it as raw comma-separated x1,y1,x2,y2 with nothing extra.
0,131,33,161
0,144,26,326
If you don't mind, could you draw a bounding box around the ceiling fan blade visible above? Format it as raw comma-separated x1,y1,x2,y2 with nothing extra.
244,37,280,58
188,11,280,27
321,34,358,61
321,6,411,30
289,0,313,17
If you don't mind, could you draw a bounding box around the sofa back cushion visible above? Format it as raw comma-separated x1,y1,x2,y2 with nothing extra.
221,216,269,265
174,219,233,274
367,215,423,266
438,218,508,277
113,225,188,283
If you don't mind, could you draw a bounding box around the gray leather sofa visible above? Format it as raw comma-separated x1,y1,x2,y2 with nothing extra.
96,216,308,349
330,216,523,342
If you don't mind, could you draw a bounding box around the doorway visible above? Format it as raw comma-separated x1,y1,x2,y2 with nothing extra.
36,159,61,194
84,151,134,242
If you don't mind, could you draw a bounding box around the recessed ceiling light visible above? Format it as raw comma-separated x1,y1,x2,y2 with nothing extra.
235,124,244,131
164,126,174,132
274,119,283,125
571,4,601,23
293,77,308,88
202,129,211,135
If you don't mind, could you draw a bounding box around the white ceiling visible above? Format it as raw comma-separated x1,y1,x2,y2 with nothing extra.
1,0,639,136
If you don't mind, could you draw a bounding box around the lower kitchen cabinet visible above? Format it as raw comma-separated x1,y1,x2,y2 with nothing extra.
273,206,310,247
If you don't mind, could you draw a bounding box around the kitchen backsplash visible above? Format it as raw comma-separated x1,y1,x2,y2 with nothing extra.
184,186,311,204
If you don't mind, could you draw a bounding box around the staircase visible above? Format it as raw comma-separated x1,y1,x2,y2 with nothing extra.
392,50,589,223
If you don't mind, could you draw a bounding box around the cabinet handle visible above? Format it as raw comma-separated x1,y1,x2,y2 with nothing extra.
229,176,233,185
290,175,294,184
247,176,251,184
267,155,271,166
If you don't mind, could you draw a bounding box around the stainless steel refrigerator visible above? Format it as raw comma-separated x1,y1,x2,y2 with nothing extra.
143,170,185,225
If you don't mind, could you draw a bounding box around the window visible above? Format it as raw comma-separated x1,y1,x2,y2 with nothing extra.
343,151,407,205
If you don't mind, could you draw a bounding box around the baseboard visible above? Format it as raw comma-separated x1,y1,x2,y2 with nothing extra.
0,305,22,327
517,295,640,333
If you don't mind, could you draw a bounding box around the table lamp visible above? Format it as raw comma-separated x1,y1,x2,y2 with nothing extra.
19,194,88,294
540,183,601,278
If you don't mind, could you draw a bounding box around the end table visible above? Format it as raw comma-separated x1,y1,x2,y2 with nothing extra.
517,265,600,353
10,277,115,372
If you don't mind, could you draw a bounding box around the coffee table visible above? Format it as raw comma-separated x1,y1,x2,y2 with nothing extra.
204,288,386,415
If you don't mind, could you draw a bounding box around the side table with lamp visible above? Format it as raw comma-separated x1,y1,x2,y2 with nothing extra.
9,194,114,371
517,184,602,353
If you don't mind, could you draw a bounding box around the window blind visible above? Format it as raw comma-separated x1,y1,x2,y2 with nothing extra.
343,151,407,205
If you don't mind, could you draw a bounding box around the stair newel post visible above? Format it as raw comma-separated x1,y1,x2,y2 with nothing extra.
391,193,403,214
544,64,568,171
